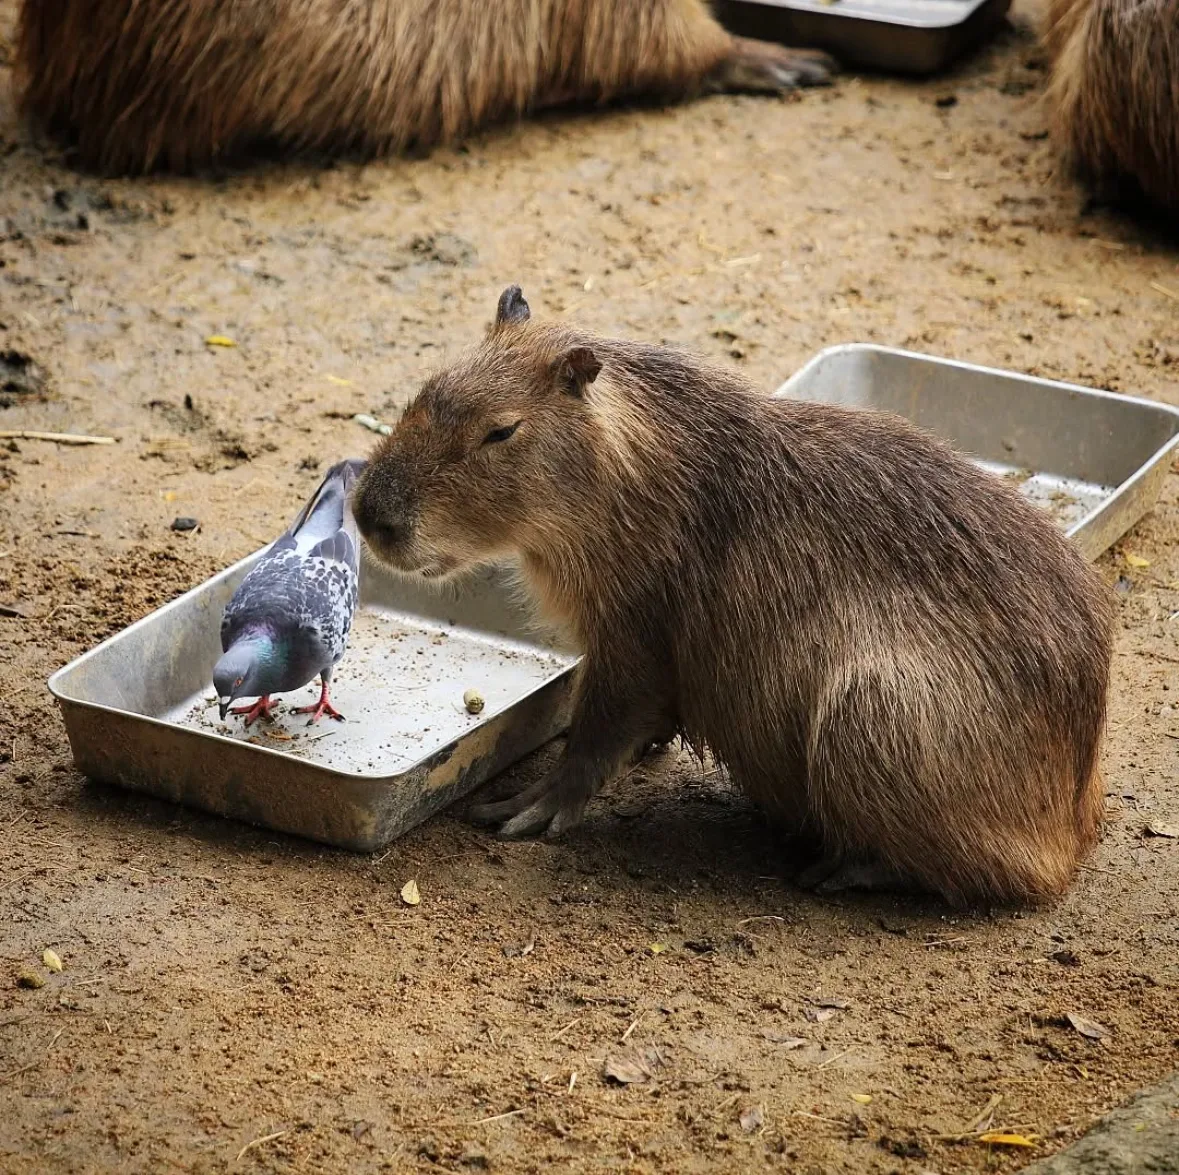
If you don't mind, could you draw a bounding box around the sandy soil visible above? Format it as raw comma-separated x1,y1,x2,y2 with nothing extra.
1,1,1178,1171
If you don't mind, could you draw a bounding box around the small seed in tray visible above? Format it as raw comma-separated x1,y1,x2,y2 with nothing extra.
464,688,485,715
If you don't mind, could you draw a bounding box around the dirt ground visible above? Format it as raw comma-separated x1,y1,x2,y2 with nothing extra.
1,1,1178,1172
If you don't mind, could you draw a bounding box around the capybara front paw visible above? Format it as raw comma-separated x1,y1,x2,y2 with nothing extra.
467,778,547,829
500,796,580,840
714,38,838,94
468,774,590,840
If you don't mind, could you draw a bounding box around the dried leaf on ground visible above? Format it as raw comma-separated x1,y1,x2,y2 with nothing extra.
42,949,63,973
1144,822,1178,839
739,1106,764,1133
978,1132,1038,1148
400,879,421,907
1066,1012,1111,1041
804,1007,837,1024
850,1093,873,1105
763,1033,808,1048
1123,553,1150,569
603,1046,664,1086
205,335,236,347
812,995,850,1009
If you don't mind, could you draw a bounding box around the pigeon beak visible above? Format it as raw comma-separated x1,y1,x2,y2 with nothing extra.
218,699,231,721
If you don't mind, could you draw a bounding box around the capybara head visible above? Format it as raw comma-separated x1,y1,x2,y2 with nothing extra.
352,286,602,579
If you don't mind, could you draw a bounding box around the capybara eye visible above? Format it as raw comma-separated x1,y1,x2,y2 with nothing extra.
482,421,522,446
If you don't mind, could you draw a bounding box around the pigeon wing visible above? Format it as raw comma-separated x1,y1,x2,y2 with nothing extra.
221,547,310,647
300,537,360,664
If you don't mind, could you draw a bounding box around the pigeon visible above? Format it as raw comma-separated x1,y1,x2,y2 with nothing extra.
214,458,366,726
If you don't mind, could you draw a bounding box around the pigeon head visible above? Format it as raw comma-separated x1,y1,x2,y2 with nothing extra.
213,636,279,719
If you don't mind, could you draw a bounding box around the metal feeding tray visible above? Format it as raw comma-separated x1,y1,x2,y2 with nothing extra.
49,559,579,851
715,0,1013,75
776,344,1179,562
49,344,1179,851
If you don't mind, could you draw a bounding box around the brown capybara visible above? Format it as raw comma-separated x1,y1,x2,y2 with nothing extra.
351,286,1114,907
14,0,836,175
1044,0,1179,214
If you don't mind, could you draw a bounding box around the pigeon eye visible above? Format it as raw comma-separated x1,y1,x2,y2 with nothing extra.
481,421,521,446
234,677,243,687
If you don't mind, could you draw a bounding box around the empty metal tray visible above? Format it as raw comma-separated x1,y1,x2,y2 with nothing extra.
48,345,1179,851
715,0,1013,75
775,344,1179,562
49,559,578,851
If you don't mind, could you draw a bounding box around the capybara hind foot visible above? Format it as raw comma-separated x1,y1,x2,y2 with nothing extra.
796,855,917,896
709,37,837,93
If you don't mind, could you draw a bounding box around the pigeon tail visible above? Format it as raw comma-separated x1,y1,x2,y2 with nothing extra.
285,459,366,554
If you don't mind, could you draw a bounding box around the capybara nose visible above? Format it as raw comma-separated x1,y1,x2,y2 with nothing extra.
352,484,387,537
354,500,408,547
368,519,410,549
351,469,416,557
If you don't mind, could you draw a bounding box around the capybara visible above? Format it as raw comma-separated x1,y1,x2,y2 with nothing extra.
351,286,1114,907
15,0,835,174
1044,0,1179,214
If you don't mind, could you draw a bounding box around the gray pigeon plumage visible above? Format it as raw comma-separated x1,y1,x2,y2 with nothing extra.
213,458,366,726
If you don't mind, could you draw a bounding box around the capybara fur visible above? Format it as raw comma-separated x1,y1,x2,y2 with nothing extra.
1044,0,1179,214
352,287,1113,908
15,0,835,175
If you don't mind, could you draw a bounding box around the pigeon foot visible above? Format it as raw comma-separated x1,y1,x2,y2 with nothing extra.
293,682,345,725
230,695,278,726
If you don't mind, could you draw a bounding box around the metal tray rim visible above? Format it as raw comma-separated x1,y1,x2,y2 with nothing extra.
47,547,258,704
48,663,577,783
46,550,579,783
777,343,1179,423
723,0,1000,32
776,342,1179,547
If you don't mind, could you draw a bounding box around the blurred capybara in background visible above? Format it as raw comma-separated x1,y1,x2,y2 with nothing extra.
14,0,835,174
1044,0,1179,215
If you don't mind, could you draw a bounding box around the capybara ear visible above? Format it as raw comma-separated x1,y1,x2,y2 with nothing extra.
552,347,602,397
495,285,530,326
